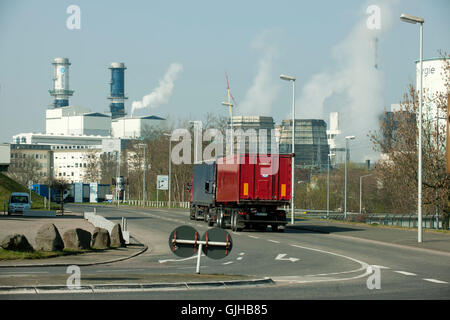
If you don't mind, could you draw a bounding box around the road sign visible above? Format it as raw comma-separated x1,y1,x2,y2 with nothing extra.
169,225,200,258
157,175,169,190
201,227,233,260
168,226,233,273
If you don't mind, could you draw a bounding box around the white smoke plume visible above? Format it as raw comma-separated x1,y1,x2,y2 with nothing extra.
131,62,183,116
295,1,396,161
239,31,280,116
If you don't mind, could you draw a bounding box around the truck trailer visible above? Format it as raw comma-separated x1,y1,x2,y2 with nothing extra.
189,154,292,232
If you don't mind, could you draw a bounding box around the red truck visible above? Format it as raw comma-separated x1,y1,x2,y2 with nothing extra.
188,154,292,232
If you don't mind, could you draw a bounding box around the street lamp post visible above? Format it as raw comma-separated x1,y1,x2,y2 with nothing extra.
400,13,424,243
327,152,334,220
359,174,373,214
344,136,355,220
138,144,146,207
280,74,296,225
164,133,172,208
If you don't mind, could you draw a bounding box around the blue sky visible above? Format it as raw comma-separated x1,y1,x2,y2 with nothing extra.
0,0,449,160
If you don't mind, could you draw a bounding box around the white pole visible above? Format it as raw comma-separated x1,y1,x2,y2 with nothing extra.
196,243,203,274
359,174,372,214
418,22,423,243
291,81,295,225
168,138,172,208
143,145,146,207
327,153,330,219
344,139,348,220
360,176,362,215
280,75,296,225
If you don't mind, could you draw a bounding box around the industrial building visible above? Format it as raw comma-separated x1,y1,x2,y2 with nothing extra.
49,58,74,108
279,119,330,170
230,116,277,154
416,57,447,128
8,144,52,184
111,115,166,139
9,57,165,184
108,62,128,119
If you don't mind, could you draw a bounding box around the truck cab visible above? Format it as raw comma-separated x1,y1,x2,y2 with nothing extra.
7,192,32,215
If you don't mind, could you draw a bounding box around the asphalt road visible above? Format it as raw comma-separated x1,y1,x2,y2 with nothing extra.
2,204,450,300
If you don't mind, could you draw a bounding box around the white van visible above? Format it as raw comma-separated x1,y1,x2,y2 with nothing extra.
7,192,32,215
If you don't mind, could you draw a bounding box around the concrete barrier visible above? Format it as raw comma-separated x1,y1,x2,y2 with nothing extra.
84,211,130,244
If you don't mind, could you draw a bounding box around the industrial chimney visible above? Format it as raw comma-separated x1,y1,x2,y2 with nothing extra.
49,58,74,108
108,62,128,119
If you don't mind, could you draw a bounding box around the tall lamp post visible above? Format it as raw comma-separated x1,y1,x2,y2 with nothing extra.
280,74,296,225
138,143,146,207
163,133,172,208
359,174,373,214
327,152,334,219
344,135,355,220
400,13,424,243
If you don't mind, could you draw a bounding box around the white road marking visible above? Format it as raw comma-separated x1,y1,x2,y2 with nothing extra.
423,278,448,284
268,239,280,244
275,254,300,262
371,265,390,269
239,252,245,255
394,271,417,276
288,244,370,279
222,261,234,265
248,235,259,239
158,254,205,263
236,257,243,261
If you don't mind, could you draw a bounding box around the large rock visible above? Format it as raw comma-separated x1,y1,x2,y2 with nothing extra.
35,224,64,251
1,234,34,252
91,227,110,250
110,224,126,248
63,228,91,251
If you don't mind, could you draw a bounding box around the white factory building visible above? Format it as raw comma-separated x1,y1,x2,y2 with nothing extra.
9,57,166,184
416,57,448,129
111,115,166,139
12,105,165,183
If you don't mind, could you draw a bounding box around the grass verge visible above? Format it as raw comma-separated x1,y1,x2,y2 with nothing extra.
0,248,91,260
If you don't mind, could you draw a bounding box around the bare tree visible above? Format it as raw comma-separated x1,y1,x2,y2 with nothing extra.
7,155,42,186
83,149,101,183
370,54,450,217
48,177,71,214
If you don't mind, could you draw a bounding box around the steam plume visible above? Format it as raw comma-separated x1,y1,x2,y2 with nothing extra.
131,62,183,116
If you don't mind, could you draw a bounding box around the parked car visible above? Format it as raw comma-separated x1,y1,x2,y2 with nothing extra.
7,192,32,215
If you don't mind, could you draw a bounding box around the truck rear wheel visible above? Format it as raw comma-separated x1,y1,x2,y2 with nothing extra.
217,209,225,229
207,213,214,226
231,211,237,232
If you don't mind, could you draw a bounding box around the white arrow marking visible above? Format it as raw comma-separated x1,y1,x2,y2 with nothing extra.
275,254,299,262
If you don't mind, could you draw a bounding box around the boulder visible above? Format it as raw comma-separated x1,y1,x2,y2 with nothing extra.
35,223,64,251
91,227,110,250
1,234,34,252
110,224,126,248
63,228,91,251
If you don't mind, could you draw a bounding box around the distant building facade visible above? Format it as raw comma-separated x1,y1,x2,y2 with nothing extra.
279,119,330,170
